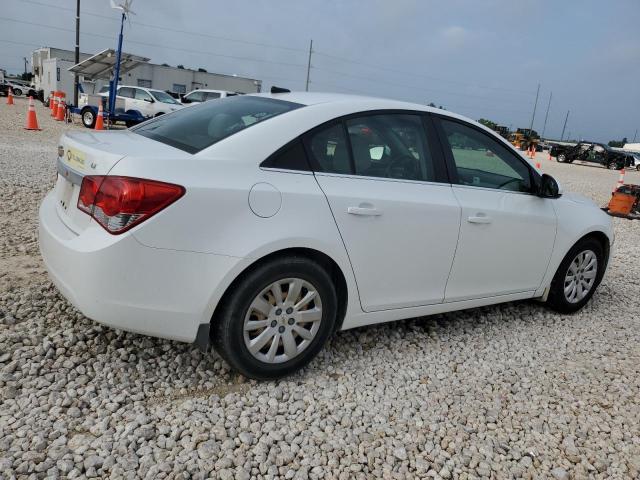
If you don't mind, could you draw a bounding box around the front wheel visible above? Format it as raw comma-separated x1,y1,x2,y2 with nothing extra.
546,237,605,314
81,107,96,128
557,153,566,163
212,256,338,379
607,161,619,170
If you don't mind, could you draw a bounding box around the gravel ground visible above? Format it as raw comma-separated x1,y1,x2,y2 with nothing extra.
1,97,640,479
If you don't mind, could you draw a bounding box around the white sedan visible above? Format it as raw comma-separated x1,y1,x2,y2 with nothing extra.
39,92,613,379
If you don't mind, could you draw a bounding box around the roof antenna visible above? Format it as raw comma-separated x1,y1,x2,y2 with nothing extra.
271,86,291,94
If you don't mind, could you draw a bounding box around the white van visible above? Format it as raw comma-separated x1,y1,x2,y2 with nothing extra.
181,89,239,105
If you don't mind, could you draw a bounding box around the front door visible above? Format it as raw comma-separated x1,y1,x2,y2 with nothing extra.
435,117,557,302
307,113,461,312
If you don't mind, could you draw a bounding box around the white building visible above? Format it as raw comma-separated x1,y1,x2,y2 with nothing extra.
623,143,640,153
31,47,262,102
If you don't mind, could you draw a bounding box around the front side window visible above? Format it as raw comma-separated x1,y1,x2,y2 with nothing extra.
132,96,302,154
205,92,221,100
134,88,153,101
346,114,434,181
185,91,205,102
440,119,532,192
150,90,180,104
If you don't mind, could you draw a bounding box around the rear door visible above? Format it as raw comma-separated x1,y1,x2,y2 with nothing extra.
434,116,557,302
309,112,461,312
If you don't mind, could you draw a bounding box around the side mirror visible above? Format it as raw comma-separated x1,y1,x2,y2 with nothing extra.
538,173,562,198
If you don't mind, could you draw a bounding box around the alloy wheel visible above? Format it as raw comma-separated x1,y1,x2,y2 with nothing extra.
243,278,323,364
564,250,598,303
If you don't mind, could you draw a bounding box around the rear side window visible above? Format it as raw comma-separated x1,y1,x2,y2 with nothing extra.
118,87,134,98
132,96,302,154
305,123,351,174
261,140,310,171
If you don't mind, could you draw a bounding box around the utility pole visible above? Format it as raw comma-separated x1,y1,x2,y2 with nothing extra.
528,83,540,134
23,57,28,76
633,128,637,143
561,110,570,140
74,0,80,107
541,91,552,139
305,39,313,92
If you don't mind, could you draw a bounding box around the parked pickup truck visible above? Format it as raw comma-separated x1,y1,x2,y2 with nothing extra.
551,142,633,170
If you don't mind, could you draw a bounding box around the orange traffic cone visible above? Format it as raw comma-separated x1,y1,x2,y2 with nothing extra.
51,94,58,117
613,168,626,193
6,87,14,105
55,99,66,121
94,102,104,130
24,96,41,131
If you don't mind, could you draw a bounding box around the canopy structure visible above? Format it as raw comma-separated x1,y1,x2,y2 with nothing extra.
68,48,150,80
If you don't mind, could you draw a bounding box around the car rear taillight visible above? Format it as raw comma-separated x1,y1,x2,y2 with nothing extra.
77,176,185,234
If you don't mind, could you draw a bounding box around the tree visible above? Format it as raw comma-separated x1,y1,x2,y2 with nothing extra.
197,68,208,73
608,137,628,148
177,64,185,69
478,118,498,130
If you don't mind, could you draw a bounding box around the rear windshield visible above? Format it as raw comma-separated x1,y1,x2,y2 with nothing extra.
132,96,302,153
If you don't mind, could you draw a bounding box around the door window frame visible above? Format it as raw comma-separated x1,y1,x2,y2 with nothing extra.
431,113,541,195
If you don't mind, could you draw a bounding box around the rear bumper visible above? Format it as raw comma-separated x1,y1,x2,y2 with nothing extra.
38,192,243,343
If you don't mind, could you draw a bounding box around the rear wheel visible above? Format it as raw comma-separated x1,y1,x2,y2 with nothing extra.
81,107,96,128
546,237,605,313
212,256,337,379
607,161,619,170
557,153,566,163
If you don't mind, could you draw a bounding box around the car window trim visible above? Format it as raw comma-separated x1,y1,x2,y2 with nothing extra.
431,113,540,193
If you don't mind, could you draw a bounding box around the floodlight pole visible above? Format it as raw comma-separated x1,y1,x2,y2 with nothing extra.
109,11,126,116
73,0,80,107
305,39,313,91
560,110,570,141
541,91,552,139
528,83,540,134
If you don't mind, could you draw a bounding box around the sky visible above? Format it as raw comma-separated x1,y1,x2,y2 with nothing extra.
1,0,639,142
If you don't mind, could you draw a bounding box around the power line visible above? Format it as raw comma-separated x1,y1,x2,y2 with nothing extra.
313,50,536,96
312,64,531,105
0,16,307,69
17,0,307,53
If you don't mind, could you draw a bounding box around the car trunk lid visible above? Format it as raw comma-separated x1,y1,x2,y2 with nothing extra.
54,130,187,234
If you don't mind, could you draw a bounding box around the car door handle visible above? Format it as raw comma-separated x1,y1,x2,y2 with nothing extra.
467,215,492,224
347,206,382,216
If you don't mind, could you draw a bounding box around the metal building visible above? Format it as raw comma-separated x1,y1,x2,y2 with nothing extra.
31,46,262,102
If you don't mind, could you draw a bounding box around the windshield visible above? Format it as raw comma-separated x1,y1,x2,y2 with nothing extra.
150,90,181,104
132,96,302,153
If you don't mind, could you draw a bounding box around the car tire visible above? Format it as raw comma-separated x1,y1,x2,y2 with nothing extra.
546,237,606,314
557,153,566,163
13,88,22,96
212,256,338,380
636,165,640,171
607,161,619,170
81,107,96,128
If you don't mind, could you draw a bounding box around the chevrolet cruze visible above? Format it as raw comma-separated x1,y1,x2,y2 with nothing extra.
39,93,614,379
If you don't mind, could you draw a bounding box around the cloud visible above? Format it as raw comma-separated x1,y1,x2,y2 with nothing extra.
439,25,471,48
